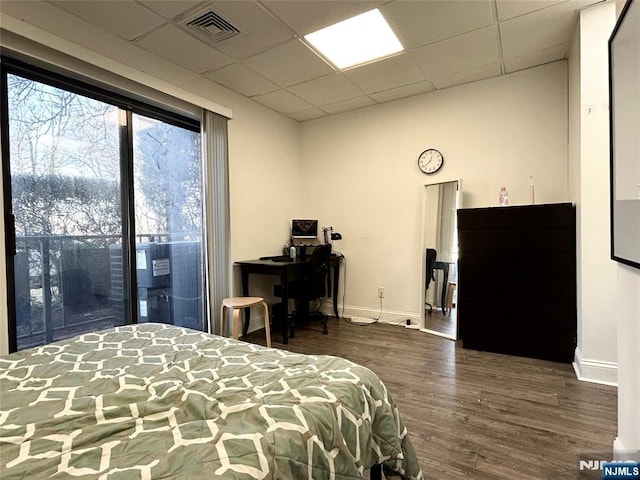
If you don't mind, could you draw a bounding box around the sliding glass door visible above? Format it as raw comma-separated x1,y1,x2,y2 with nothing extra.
2,62,205,352
131,113,203,330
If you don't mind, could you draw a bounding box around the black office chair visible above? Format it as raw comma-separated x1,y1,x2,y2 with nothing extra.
425,248,437,315
274,244,332,336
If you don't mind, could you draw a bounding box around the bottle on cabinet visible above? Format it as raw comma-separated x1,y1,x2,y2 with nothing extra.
529,176,535,204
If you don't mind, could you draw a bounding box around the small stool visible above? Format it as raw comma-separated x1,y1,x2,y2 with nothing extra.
445,281,457,312
220,297,271,347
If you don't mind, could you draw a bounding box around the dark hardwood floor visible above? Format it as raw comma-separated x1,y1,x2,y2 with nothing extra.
245,316,617,480
424,306,457,337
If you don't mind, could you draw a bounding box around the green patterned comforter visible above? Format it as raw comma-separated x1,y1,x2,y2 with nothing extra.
1,324,422,479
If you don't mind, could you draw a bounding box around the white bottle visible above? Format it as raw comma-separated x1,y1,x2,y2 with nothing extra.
289,246,296,259
499,187,509,206
529,176,535,204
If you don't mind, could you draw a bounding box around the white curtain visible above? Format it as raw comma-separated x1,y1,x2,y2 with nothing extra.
436,182,458,264
202,110,230,334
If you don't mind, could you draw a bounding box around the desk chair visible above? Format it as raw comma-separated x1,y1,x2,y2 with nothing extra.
425,248,437,314
274,244,332,336
220,297,271,347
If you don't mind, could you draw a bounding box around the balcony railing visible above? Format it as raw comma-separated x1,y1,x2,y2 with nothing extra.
14,233,202,350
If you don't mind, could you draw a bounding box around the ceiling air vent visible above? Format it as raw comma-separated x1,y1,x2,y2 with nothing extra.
178,9,240,45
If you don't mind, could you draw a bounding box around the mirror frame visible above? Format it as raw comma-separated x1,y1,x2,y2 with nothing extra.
609,0,640,270
419,179,461,339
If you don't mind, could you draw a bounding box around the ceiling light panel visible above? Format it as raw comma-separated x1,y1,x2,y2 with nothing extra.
304,9,404,70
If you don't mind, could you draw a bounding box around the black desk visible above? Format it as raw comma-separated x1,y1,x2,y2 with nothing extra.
235,254,341,344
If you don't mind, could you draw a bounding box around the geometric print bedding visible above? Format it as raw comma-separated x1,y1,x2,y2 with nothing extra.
0,324,423,479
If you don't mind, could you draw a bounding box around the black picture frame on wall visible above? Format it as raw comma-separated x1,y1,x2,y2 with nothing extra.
609,0,640,270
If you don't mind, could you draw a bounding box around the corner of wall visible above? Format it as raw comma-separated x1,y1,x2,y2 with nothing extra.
573,346,618,386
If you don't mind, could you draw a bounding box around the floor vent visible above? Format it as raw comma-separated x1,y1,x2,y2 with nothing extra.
178,9,240,45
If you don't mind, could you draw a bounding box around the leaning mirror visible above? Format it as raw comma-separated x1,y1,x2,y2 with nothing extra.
420,180,461,339
610,0,640,270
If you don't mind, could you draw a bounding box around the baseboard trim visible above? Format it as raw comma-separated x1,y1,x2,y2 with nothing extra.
614,438,626,459
613,438,640,461
321,302,420,327
573,347,618,386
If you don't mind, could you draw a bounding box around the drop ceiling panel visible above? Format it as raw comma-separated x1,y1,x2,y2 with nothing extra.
369,80,435,103
289,108,327,122
320,96,375,115
431,63,502,89
288,73,365,106
206,1,295,59
500,0,595,58
504,46,567,73
383,0,494,49
344,53,425,94
204,63,279,96
496,0,566,21
139,0,202,20
243,39,335,87
252,89,313,114
412,26,500,78
4,0,598,121
262,0,383,35
53,0,167,41
136,23,234,73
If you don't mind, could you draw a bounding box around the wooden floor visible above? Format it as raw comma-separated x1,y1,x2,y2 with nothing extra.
245,316,617,480
424,306,457,337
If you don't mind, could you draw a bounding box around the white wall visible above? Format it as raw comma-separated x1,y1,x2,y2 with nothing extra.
614,264,640,457
300,62,569,321
569,0,640,456
569,1,618,385
0,11,302,353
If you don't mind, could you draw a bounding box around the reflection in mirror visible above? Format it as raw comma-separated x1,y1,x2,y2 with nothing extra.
420,180,460,339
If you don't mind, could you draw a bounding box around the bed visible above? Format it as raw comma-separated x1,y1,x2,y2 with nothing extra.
0,323,423,479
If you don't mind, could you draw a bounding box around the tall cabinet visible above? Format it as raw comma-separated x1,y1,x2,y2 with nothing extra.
457,203,576,362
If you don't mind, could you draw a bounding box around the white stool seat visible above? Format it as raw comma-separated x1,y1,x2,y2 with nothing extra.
220,297,271,347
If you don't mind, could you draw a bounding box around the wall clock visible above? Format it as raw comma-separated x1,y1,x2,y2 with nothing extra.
418,149,444,174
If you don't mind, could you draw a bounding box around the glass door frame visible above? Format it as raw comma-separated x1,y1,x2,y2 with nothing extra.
1,56,203,353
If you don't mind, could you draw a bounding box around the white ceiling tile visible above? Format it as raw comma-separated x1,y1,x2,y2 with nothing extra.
431,63,502,90
53,0,166,40
139,0,202,20
262,0,383,35
370,81,435,103
412,27,500,78
383,0,494,49
4,0,598,120
252,89,313,114
503,46,567,73
344,53,425,94
496,0,566,21
500,0,597,58
136,23,234,73
205,63,279,96
204,1,294,59
244,39,334,87
320,96,375,115
289,108,328,122
288,73,365,106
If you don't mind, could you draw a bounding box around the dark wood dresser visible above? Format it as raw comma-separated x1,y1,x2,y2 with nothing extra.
457,203,576,362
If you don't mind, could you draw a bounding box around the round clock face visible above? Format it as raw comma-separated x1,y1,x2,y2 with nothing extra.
418,149,444,174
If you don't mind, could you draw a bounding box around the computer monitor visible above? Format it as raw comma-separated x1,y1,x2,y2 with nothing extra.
291,219,318,238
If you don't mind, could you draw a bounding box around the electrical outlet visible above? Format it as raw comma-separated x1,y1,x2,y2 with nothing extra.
377,287,384,299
